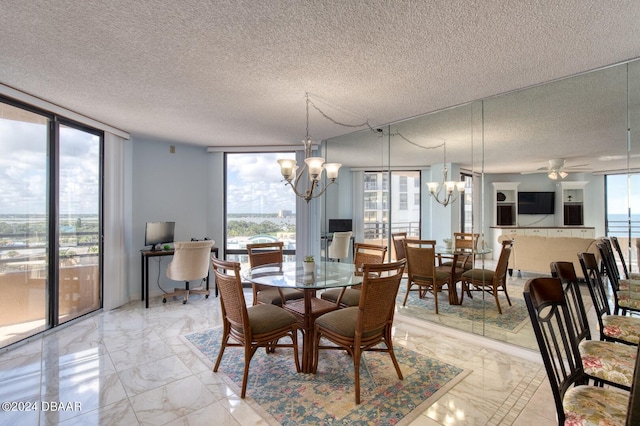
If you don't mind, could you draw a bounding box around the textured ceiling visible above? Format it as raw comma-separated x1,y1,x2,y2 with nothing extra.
1,0,640,173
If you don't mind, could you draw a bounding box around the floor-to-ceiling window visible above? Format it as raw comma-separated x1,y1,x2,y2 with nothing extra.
224,152,297,265
606,173,640,272
460,173,473,233
364,170,420,258
0,99,103,348
58,124,101,324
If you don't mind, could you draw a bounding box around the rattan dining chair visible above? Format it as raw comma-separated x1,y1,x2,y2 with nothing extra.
211,257,301,398
320,243,387,307
402,239,450,313
246,241,304,306
460,240,512,314
437,232,478,271
550,261,636,391
312,259,406,404
391,232,407,261
523,277,629,425
579,252,640,345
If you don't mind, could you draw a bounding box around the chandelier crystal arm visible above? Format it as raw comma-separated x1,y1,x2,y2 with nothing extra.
426,141,465,207
277,93,342,203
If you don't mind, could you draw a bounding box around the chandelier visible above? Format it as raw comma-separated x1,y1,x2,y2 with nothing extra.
426,141,465,207
278,94,342,202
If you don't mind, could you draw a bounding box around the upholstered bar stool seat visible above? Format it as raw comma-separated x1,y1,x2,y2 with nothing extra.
601,315,640,345
578,340,636,389
562,386,629,425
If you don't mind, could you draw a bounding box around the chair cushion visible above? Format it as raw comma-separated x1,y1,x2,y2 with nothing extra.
316,307,358,336
247,304,297,335
321,288,360,306
563,385,628,425
256,288,304,305
617,292,640,310
602,315,640,344
316,307,382,338
461,269,494,282
578,340,636,388
411,270,450,284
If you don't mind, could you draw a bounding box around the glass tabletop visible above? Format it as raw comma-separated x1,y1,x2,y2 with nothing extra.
243,261,363,290
435,247,493,255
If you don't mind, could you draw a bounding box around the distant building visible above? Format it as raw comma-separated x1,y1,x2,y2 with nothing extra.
278,210,292,218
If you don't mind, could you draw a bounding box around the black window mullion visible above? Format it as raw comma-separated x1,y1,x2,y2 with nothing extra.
48,118,60,327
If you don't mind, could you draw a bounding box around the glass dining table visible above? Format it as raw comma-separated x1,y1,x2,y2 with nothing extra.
243,261,363,373
436,247,493,305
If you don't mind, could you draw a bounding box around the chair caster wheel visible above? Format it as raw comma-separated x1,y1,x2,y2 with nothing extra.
183,300,187,304
162,298,167,303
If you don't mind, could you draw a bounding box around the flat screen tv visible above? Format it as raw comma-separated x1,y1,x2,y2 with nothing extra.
145,221,175,249
517,192,555,215
328,219,352,233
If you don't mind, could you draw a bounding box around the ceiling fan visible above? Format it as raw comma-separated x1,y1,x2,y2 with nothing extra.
522,159,592,180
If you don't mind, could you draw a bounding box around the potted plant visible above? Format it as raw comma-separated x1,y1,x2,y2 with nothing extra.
303,255,315,273
443,238,453,250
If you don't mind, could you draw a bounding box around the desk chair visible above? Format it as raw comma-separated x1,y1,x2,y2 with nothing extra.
327,231,352,262
164,240,214,304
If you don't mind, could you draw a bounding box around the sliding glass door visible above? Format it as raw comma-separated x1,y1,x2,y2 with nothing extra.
0,102,50,347
0,100,103,348
58,124,101,324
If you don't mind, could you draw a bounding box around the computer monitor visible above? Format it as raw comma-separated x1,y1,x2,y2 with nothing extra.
328,219,352,234
144,222,175,250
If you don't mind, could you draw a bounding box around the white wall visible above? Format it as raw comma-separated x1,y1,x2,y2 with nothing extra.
481,172,606,239
130,137,216,298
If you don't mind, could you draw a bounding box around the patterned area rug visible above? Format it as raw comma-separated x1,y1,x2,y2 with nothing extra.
396,285,530,332
184,327,468,425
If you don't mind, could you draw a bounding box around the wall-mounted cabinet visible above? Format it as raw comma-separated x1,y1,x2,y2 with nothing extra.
493,182,519,226
560,181,587,226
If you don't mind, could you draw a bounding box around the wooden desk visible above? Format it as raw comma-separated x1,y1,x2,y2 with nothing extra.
243,261,361,372
140,247,219,308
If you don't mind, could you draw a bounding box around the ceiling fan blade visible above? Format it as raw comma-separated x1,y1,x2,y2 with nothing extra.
521,170,550,175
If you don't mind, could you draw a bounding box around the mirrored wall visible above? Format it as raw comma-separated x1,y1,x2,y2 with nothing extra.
321,58,640,350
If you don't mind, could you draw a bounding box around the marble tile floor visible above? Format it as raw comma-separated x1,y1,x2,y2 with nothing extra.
0,289,562,426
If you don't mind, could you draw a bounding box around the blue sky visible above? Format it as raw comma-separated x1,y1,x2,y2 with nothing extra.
226,152,296,214
0,118,99,215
